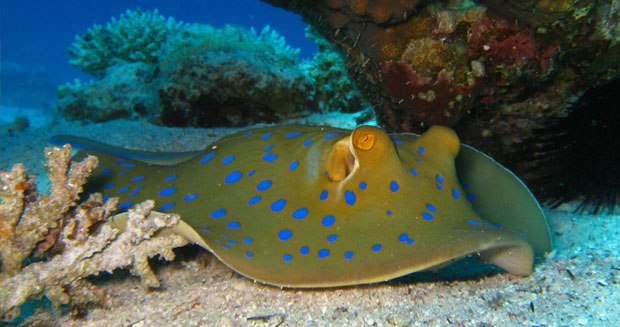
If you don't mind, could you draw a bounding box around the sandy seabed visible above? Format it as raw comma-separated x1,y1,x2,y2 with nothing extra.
1,119,619,327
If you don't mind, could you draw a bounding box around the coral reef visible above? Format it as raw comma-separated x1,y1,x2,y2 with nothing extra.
261,0,620,148
67,9,183,77
57,63,160,122
59,9,367,127
301,27,369,113
0,145,188,321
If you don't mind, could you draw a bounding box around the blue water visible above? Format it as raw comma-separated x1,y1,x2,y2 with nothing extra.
0,0,316,109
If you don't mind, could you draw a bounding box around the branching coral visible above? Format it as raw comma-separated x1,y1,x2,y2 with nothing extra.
0,145,189,321
68,8,183,77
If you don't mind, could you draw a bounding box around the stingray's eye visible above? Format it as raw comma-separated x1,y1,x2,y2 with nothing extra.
353,131,376,151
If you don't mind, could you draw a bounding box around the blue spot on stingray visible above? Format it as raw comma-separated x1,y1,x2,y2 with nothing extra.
277,229,293,241
416,158,422,162
200,228,211,233
221,155,235,165
467,193,476,200
226,222,241,229
321,215,335,227
466,219,482,225
121,163,135,168
344,190,356,205
256,179,272,191
371,244,382,252
221,234,228,238
133,186,143,191
224,171,243,184
300,246,309,255
114,158,126,162
422,212,434,220
248,195,261,205
222,245,230,250
303,139,313,146
199,152,216,164
118,187,129,193
286,132,301,138
436,184,443,190
262,153,278,162
130,176,145,182
158,187,177,197
386,210,392,216
119,201,133,210
486,222,502,228
289,160,299,171
409,168,419,176
359,181,367,190
242,238,254,244
128,192,138,197
418,146,425,154
263,144,274,151
270,199,287,212
282,254,292,262
344,251,354,260
398,233,415,245
163,175,177,182
209,208,226,219
426,203,437,212
317,249,330,258
183,193,198,201
160,202,175,211
261,133,272,140
292,208,308,219
102,195,111,201
324,134,339,139
390,180,400,192
104,184,114,189
247,170,256,176
393,135,401,139
436,174,444,184
452,188,460,199
394,140,403,145
319,190,328,201
245,252,254,258
326,234,339,242
243,132,252,137
101,169,112,174
118,172,128,176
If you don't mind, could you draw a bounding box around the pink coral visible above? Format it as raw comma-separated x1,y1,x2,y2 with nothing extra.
380,60,482,131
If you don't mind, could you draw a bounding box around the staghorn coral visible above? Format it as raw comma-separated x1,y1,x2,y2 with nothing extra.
67,8,183,77
0,145,189,321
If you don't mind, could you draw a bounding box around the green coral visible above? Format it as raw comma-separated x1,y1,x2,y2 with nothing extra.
67,8,183,77
301,27,368,113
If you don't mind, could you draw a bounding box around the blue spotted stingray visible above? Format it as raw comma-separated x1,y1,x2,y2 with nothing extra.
55,125,551,287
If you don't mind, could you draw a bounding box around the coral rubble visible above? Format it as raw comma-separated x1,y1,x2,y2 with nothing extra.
0,145,188,321
59,9,367,127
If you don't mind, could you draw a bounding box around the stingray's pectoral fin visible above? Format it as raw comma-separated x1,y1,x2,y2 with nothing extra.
474,232,534,275
478,241,534,275
108,211,210,250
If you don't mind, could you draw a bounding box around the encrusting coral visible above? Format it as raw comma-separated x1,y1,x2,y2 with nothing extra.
0,145,188,321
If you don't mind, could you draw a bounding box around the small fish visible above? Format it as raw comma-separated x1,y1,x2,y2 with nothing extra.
52,125,551,288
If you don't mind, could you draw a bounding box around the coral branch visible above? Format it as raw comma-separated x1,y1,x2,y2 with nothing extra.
0,146,189,321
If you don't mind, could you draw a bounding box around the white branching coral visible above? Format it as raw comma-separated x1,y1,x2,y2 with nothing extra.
0,145,189,321
67,8,184,76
